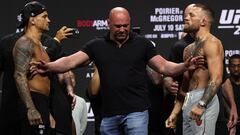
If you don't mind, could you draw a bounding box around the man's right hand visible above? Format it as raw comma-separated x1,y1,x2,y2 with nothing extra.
54,26,73,42
27,108,43,125
227,105,238,129
165,113,178,129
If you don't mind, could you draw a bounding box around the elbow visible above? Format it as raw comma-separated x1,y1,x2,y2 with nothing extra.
164,69,176,77
216,78,223,88
215,74,223,88
14,72,27,84
210,77,222,91
167,70,176,77
14,72,21,82
88,88,99,96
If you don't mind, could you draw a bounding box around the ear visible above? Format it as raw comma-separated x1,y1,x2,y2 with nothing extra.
29,17,35,25
200,17,207,26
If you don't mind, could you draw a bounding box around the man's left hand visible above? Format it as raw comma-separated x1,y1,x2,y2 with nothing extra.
189,104,205,125
68,91,76,110
185,56,206,71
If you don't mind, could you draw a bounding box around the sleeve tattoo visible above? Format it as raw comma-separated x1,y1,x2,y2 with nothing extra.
200,80,218,106
13,39,35,109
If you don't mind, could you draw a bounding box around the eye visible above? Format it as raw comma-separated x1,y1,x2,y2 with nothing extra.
115,24,129,28
114,25,121,28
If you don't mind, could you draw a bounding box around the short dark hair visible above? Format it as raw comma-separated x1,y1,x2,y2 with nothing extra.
229,54,240,64
194,3,215,24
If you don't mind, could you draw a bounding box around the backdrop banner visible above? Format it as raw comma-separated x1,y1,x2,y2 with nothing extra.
0,0,239,135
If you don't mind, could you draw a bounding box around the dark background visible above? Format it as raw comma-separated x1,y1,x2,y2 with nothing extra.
0,0,239,134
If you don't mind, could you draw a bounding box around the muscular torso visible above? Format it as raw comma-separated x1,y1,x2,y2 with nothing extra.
14,36,50,96
183,38,209,91
29,39,50,95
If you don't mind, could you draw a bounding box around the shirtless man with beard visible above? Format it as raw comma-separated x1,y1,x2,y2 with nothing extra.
13,1,51,134
166,3,224,135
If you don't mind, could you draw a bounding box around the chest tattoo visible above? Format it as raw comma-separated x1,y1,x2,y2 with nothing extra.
191,38,204,57
184,38,204,61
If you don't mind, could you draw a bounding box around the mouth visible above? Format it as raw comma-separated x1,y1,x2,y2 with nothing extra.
117,33,126,37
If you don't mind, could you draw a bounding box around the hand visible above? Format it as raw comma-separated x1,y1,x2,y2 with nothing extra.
189,104,205,123
30,60,49,74
68,91,76,110
27,108,43,125
165,113,178,129
54,26,73,42
49,114,56,129
184,56,205,71
28,64,38,79
227,105,238,129
229,126,236,135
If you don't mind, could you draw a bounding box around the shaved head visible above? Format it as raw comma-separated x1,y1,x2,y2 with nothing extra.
108,7,131,44
108,7,130,20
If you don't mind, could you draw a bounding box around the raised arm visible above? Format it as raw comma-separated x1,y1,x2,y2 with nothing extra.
13,37,42,125
53,26,73,43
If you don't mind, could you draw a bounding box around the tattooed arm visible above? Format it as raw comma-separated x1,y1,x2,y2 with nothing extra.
190,39,224,120
200,39,224,106
13,37,42,125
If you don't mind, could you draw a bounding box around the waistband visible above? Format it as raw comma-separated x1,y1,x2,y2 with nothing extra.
187,88,205,94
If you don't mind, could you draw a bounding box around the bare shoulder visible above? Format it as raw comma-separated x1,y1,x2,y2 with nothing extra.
206,35,223,48
14,35,35,52
15,36,34,48
204,35,224,57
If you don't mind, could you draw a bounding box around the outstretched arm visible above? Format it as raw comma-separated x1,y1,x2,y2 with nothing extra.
148,55,204,77
33,50,90,73
13,37,42,125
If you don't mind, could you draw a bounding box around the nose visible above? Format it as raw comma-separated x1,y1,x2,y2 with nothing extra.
119,26,125,32
184,14,189,21
47,17,51,23
233,66,239,71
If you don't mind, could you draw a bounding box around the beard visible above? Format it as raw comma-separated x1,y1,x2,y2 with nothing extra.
183,24,198,33
230,73,240,80
114,32,128,43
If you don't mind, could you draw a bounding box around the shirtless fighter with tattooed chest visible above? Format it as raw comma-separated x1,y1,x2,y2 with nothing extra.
165,3,224,135
12,2,52,134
